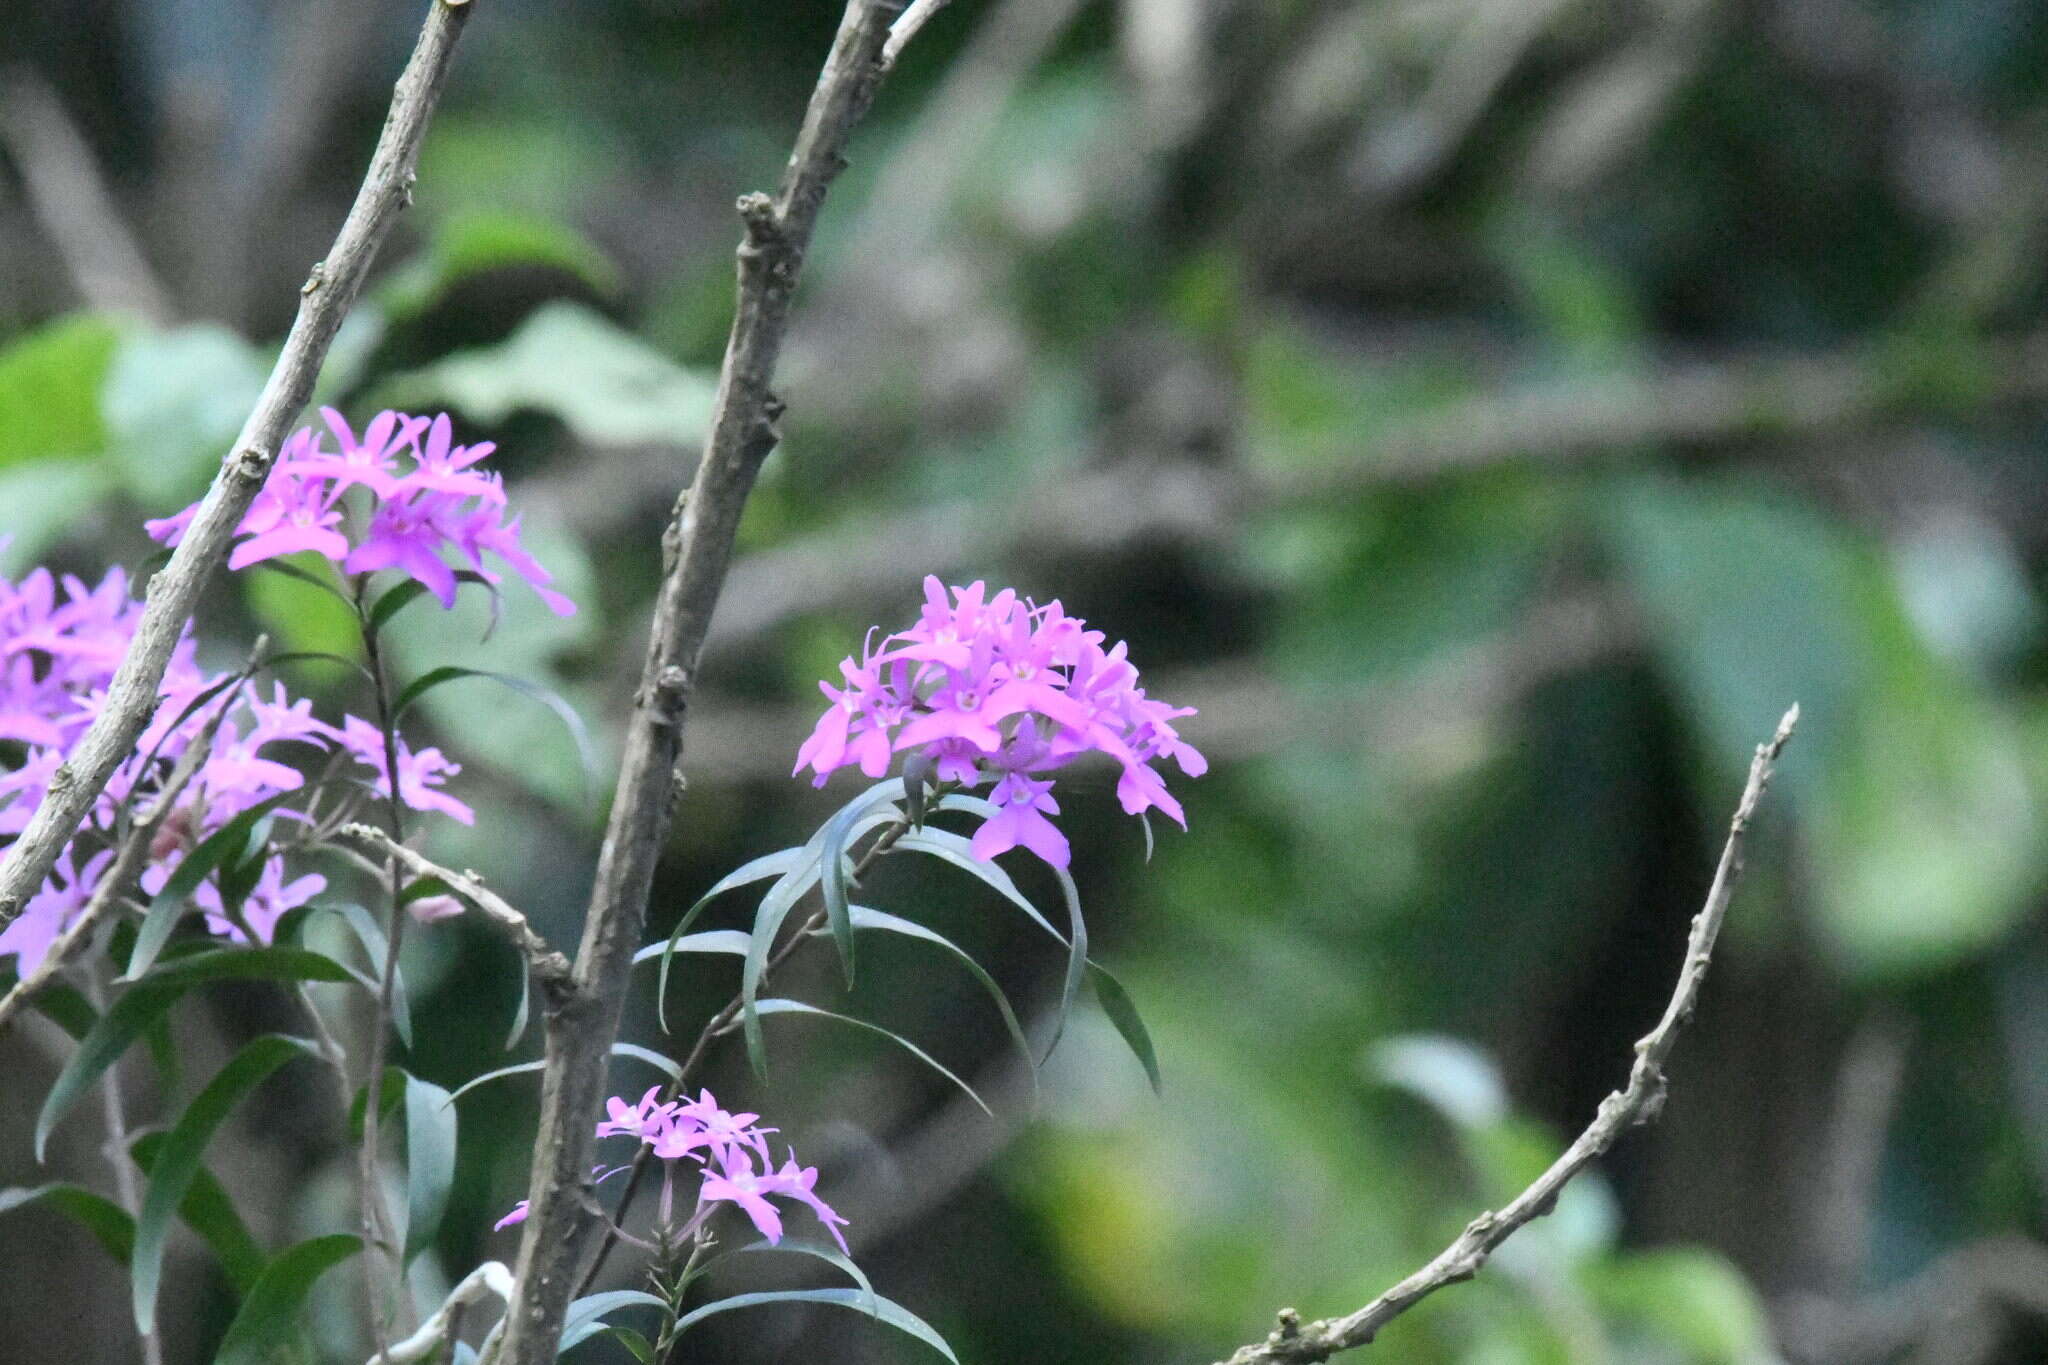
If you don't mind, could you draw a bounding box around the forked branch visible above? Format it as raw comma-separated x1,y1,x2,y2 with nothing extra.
1215,704,1801,1365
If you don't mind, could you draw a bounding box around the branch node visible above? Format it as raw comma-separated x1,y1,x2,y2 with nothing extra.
301,261,327,295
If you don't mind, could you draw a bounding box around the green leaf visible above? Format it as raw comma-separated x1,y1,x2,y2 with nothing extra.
754,999,990,1116
1087,961,1161,1095
901,816,1067,945
725,1237,875,1310
250,556,352,606
30,984,98,1040
132,1133,264,1292
323,902,412,1050
125,790,303,980
365,579,432,637
211,1234,361,1365
634,929,751,965
818,799,866,987
403,1073,458,1263
657,845,810,1033
557,1289,670,1353
102,323,267,505
390,666,597,795
0,313,120,465
133,1035,314,1332
505,946,532,1052
1045,864,1088,1062
668,1287,957,1362
38,947,352,1159
0,1183,134,1265
380,301,715,448
444,1042,678,1105
377,209,621,321
740,783,906,1068
847,906,1035,1091
606,1326,657,1363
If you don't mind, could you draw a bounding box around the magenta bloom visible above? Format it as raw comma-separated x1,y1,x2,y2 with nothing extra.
339,716,474,826
146,408,575,617
793,578,1204,868
498,1085,844,1252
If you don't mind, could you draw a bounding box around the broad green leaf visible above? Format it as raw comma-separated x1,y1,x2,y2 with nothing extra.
377,209,621,320
102,323,267,505
0,313,119,465
1088,961,1161,1095
125,790,303,980
380,301,714,448
848,906,1035,1089
1368,1034,1505,1129
39,947,352,1158
0,1183,134,1264
1590,1246,1774,1361
668,1286,957,1362
133,1035,314,1332
403,1073,458,1262
131,1133,264,1293
0,461,114,573
212,1234,361,1365
754,999,989,1116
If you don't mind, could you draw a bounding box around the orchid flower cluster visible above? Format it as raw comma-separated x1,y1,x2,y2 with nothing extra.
495,1086,848,1253
795,577,1207,868
145,407,576,616
0,410,565,979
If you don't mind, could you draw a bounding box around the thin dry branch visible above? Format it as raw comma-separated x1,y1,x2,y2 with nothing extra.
1214,704,1800,1365
493,2,913,1359
0,0,476,936
339,824,571,992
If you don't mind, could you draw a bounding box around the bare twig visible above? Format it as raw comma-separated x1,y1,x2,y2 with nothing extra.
339,825,572,991
493,2,914,1358
0,66,174,323
1213,704,1800,1365
365,1260,514,1365
0,0,476,939
883,0,959,66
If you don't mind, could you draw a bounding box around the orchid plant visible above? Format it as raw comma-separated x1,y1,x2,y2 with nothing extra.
0,409,1193,1363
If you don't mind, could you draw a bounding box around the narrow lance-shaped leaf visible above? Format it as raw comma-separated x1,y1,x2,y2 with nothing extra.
1044,862,1088,1063
556,1289,670,1353
901,814,1067,945
124,789,303,980
211,1235,361,1365
754,999,990,1116
724,1237,876,1312
392,666,597,798
403,1073,457,1262
739,783,906,1070
847,905,1035,1098
131,1133,264,1292
323,901,412,1050
134,1034,315,1333
0,1183,134,1265
668,1287,958,1363
38,947,352,1159
444,1042,680,1106
1087,960,1161,1095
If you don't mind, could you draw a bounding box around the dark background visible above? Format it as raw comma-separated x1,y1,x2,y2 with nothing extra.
4,0,2048,1361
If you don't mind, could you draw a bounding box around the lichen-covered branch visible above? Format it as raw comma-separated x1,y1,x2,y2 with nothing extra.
1214,704,1801,1365
492,2,913,1359
0,0,476,935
